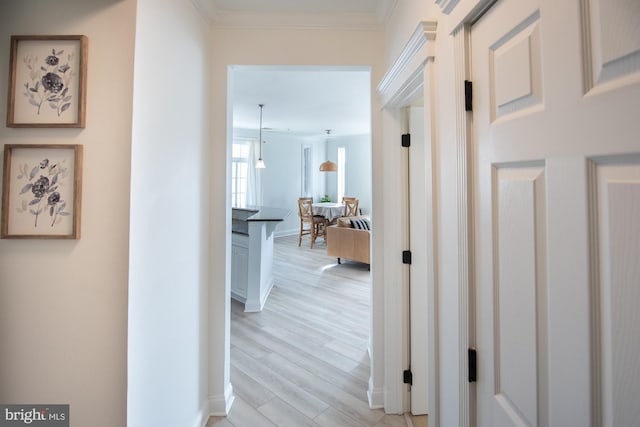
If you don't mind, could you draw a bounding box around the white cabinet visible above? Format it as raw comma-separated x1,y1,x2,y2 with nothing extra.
231,233,249,302
230,207,289,312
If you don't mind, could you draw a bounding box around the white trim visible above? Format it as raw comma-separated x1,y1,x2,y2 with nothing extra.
377,21,437,106
422,61,441,427
434,0,461,14
377,20,438,416
447,0,495,34
380,106,409,414
377,0,399,25
368,339,384,409
190,0,217,25
274,228,299,238
453,24,473,427
192,1,397,30
208,383,235,416
210,11,384,31
368,383,385,409
195,400,211,427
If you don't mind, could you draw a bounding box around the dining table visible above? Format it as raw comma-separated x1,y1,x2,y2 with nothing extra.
312,202,345,222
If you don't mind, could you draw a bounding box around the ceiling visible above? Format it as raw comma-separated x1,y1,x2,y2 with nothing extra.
232,67,371,139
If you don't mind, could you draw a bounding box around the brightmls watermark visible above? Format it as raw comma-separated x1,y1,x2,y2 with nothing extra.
0,405,68,426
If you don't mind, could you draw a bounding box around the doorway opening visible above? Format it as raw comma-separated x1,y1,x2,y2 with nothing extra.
226,65,376,422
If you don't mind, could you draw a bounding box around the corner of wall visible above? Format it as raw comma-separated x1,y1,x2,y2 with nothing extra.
195,399,212,427
368,379,385,409
208,383,234,417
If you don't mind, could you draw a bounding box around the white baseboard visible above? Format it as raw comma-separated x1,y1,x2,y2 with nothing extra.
208,383,235,416
196,400,210,427
274,228,298,238
368,384,384,409
260,278,275,308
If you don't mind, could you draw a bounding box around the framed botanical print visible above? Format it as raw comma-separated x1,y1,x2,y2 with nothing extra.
6,35,88,128
1,144,83,239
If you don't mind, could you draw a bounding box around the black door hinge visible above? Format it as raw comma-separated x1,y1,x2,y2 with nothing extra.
402,250,412,264
403,369,413,385
464,80,473,112
401,133,411,147
468,348,477,382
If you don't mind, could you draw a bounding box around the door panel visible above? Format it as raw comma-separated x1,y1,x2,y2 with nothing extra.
582,0,640,91
591,159,640,427
490,10,543,121
493,165,546,427
471,0,640,426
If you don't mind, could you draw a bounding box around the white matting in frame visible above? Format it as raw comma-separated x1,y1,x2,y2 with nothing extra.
6,35,88,128
1,144,83,239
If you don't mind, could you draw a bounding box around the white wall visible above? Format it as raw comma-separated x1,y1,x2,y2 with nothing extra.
0,1,135,426
257,132,324,235
128,0,211,426
209,25,386,412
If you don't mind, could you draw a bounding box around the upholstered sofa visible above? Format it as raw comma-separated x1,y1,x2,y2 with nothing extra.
326,216,370,265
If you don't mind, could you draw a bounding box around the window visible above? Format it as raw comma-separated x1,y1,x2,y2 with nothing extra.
337,146,346,202
231,142,249,207
301,145,312,197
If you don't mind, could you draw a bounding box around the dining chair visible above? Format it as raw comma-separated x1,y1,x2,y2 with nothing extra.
298,197,327,248
342,197,359,217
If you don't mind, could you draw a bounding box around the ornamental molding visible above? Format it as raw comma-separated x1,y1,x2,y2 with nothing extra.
377,21,437,104
190,0,217,25
435,0,460,14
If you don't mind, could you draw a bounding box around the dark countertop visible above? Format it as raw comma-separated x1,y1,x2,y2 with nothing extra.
232,206,291,222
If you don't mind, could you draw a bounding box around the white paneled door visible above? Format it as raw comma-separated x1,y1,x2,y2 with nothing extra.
471,0,640,426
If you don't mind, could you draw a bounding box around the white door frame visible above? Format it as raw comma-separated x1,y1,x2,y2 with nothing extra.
433,1,498,426
212,65,382,417
377,21,438,417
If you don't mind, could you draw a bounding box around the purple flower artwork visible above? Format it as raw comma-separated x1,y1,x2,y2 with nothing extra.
22,48,75,117
15,157,71,229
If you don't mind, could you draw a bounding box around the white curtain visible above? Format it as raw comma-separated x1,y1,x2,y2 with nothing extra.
246,139,262,206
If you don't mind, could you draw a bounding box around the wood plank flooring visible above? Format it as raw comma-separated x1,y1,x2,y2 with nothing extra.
207,234,407,427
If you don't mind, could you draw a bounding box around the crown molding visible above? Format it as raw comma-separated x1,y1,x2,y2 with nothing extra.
215,11,385,30
434,0,460,14
377,0,399,25
190,0,217,25
377,21,437,105
192,0,394,29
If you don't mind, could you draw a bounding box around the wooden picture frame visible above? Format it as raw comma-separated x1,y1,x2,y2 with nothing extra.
6,35,88,128
1,144,83,239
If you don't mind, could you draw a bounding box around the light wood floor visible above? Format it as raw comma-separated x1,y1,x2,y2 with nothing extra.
207,235,426,427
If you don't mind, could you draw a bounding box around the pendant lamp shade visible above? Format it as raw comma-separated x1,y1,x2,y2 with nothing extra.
256,104,266,169
319,160,337,171
319,129,337,172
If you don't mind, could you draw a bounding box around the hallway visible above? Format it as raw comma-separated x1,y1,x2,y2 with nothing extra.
208,235,406,426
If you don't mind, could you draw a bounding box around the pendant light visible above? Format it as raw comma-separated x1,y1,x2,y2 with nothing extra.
319,129,337,172
255,104,266,169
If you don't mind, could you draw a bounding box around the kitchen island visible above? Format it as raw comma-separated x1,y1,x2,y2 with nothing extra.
231,206,290,312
